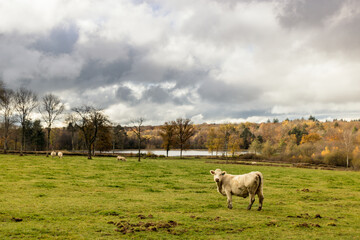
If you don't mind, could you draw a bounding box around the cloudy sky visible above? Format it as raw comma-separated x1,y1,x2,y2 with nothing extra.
1,0,360,125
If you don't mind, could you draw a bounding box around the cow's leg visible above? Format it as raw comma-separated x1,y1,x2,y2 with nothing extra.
225,190,233,209
257,192,264,211
256,183,264,211
247,193,256,210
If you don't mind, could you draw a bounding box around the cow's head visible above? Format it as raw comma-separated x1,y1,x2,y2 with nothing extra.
210,169,226,182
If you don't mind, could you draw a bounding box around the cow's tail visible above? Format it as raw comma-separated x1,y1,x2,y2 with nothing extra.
255,172,263,194
255,172,264,210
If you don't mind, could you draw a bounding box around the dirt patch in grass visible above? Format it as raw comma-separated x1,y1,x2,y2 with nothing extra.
266,220,278,226
296,222,322,228
108,219,179,235
137,214,153,219
11,217,23,222
297,222,310,228
103,211,121,216
288,213,339,221
296,188,322,193
287,213,311,219
189,215,221,221
213,216,221,221
225,228,245,234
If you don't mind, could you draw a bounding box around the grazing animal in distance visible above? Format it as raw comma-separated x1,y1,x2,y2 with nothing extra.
58,152,63,158
50,151,57,158
117,156,126,161
210,169,264,210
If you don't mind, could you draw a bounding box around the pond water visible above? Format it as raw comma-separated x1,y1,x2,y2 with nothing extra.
112,149,247,157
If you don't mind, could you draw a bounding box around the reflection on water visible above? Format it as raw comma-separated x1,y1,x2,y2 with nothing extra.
113,150,247,157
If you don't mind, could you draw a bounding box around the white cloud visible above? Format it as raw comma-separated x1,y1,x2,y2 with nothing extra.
0,0,63,34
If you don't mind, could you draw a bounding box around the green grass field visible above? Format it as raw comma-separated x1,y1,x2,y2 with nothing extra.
0,155,359,239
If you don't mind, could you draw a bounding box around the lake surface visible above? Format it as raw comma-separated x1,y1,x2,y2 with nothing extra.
113,149,247,157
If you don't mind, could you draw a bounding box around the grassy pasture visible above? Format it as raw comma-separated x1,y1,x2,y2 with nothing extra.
0,155,359,239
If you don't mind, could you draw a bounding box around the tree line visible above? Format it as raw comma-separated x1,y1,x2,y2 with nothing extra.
2,82,360,168
119,117,360,169
203,117,360,169
0,81,196,160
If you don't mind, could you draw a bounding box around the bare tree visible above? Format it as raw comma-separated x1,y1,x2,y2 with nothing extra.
173,118,195,158
0,84,15,153
0,80,5,102
219,123,236,157
111,123,117,154
159,121,176,157
65,113,78,151
39,94,64,157
14,88,38,155
73,106,109,159
342,128,355,168
130,117,145,162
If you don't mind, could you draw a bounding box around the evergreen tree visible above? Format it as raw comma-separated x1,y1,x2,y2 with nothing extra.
240,127,255,149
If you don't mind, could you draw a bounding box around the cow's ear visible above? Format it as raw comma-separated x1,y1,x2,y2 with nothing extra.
221,171,226,175
210,170,215,175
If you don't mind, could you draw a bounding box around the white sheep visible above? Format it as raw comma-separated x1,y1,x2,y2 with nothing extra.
117,156,126,161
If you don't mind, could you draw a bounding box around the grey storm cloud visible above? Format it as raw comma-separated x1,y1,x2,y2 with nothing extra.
116,85,136,103
142,85,193,105
314,14,360,56
276,0,360,57
76,58,133,88
31,23,79,55
142,85,172,104
160,68,209,89
115,83,193,106
277,0,345,28
198,79,259,103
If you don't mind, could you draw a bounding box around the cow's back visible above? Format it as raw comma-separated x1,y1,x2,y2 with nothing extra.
228,172,262,197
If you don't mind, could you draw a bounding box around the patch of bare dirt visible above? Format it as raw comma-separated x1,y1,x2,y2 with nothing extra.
109,219,179,235
296,222,321,228
266,220,278,226
287,213,311,219
213,216,221,221
296,188,321,193
11,217,23,222
296,223,310,228
137,214,153,219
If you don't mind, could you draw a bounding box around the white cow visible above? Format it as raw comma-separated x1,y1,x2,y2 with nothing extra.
58,152,63,158
50,151,57,158
210,169,264,210
117,156,126,161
